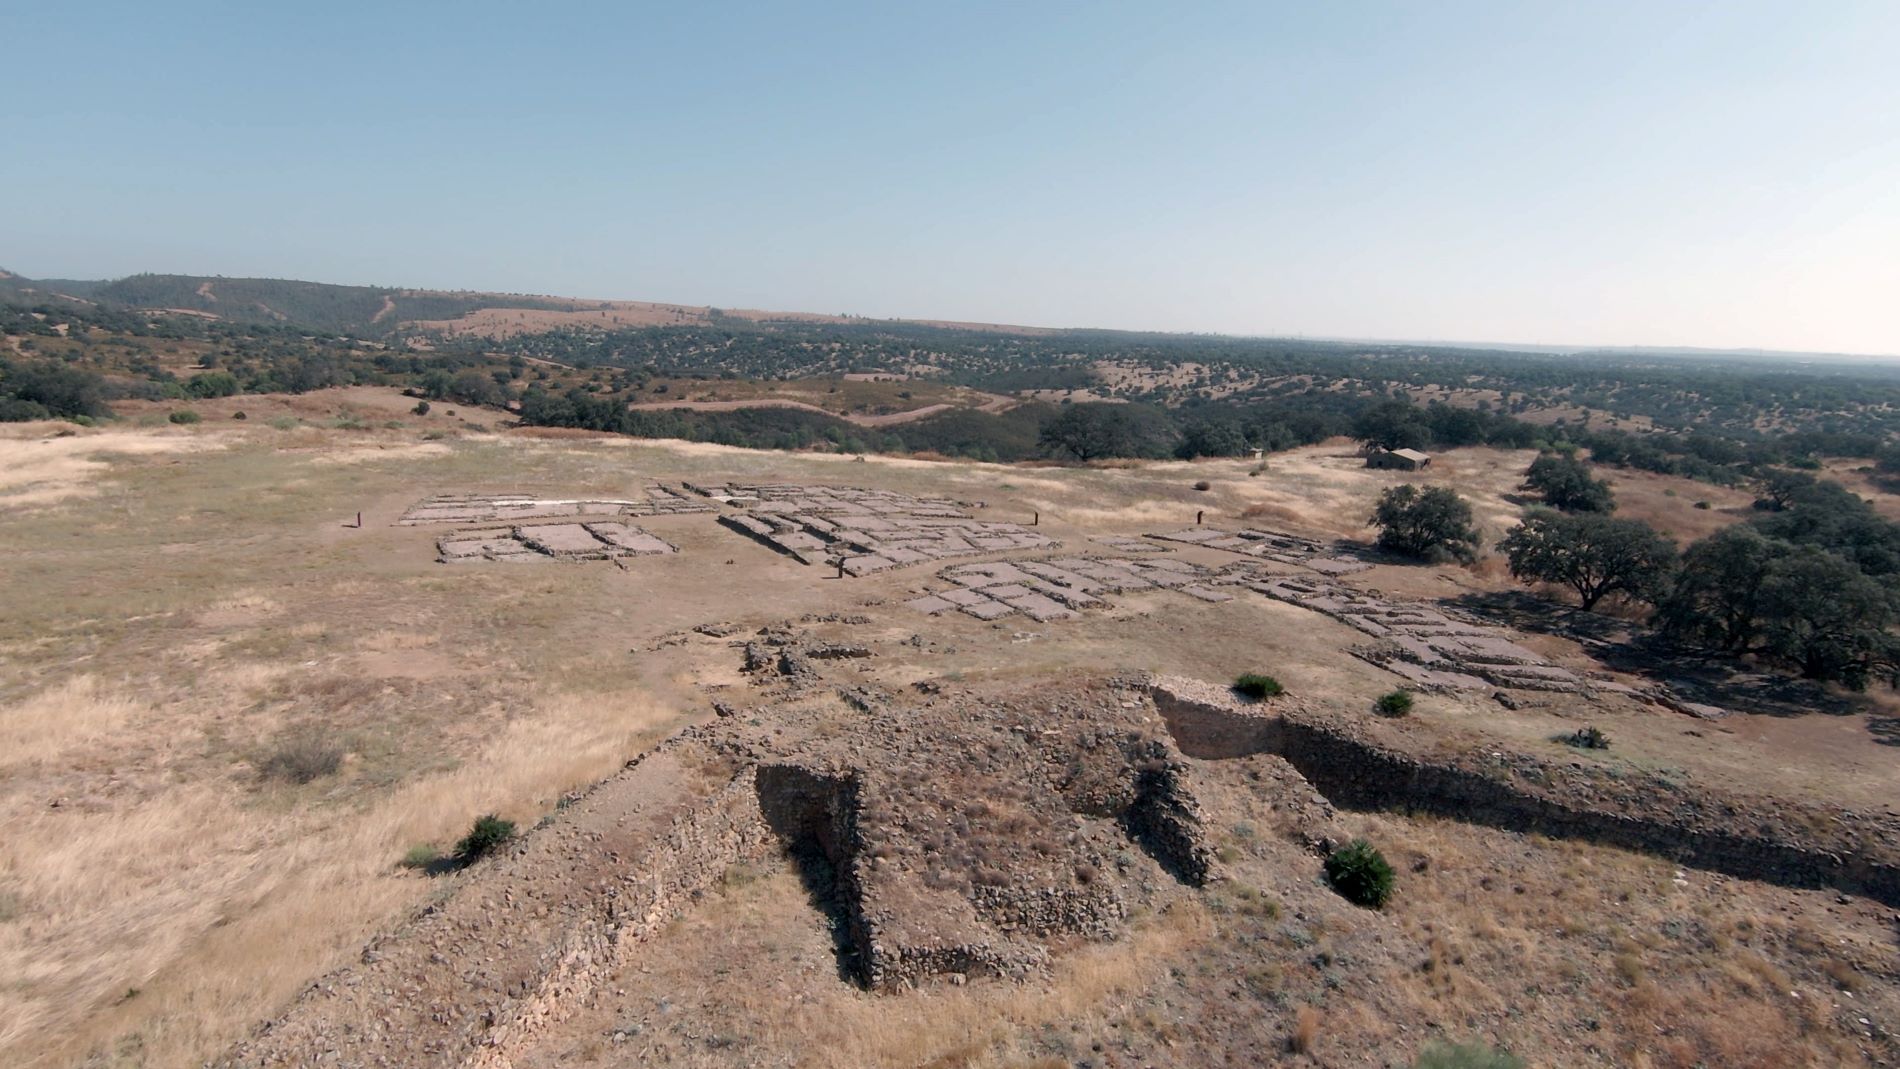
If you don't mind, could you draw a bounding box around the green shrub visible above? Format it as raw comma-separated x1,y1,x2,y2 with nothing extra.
168,410,201,425
1324,839,1395,908
454,814,516,863
268,416,299,430
399,844,442,870
413,400,432,416
1560,726,1610,750
1193,480,1212,491
1233,673,1284,699
1374,690,1414,717
1411,1040,1526,1069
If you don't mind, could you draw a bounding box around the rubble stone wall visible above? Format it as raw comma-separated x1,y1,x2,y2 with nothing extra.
467,773,776,1068
1148,681,1900,907
1124,764,1218,886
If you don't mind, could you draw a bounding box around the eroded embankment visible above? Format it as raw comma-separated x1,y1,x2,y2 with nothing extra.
1149,679,1900,908
222,736,776,1069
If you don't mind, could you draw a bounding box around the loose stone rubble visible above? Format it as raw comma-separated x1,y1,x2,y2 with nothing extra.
399,486,712,525
1093,535,1168,553
907,555,1237,622
1250,574,1591,692
703,482,1057,573
436,521,678,563
220,677,1222,1068
1151,525,1373,576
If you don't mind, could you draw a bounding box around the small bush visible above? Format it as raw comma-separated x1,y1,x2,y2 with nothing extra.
454,814,516,863
1324,839,1395,908
413,400,432,416
398,844,442,870
168,410,201,425
268,416,298,430
1411,1041,1526,1069
231,411,247,420
1193,480,1212,491
1233,673,1284,699
1374,689,1414,717
258,736,343,784
1694,500,1712,510
1560,726,1610,750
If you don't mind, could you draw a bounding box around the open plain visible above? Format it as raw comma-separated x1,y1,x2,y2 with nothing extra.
2,399,1897,1069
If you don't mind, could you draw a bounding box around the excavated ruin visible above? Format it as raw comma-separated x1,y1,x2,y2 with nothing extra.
1147,677,1900,907
219,665,1900,1068
220,676,1223,1068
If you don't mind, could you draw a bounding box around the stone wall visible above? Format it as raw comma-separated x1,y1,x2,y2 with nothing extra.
1148,680,1900,908
465,774,776,1069
222,754,777,1069
1123,763,1218,886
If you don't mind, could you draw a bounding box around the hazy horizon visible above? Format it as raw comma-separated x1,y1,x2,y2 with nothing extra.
5,1,1897,354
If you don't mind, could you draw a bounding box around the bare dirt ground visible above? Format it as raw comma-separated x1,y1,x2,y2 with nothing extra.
622,377,1011,423
2,414,1895,1069
624,397,958,427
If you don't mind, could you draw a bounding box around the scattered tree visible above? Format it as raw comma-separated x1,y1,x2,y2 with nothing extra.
1754,469,1818,512
1370,485,1481,563
1176,418,1249,459
1524,452,1614,512
1754,546,1898,686
1352,400,1429,454
1655,525,1789,652
1499,511,1677,610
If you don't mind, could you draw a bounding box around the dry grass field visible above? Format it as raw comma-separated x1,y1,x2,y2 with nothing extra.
2,399,1895,1068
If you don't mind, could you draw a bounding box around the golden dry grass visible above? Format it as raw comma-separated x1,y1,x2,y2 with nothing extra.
0,683,678,1067
4,413,1891,1068
0,425,224,506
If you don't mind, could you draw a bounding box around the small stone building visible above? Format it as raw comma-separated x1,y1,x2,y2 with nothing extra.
1366,447,1431,471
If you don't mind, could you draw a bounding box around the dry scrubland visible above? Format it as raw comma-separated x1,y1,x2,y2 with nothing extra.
0,390,1895,1068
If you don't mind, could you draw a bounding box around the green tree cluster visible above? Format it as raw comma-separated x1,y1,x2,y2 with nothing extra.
1370,485,1482,563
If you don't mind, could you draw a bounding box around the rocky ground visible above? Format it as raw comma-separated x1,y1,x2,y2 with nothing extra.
7,418,1898,1069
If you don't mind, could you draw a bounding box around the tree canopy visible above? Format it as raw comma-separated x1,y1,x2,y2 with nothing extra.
1525,452,1615,512
1369,485,1481,563
1499,512,1677,610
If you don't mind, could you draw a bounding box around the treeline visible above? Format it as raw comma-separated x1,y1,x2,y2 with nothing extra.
1375,455,1900,688
517,386,1058,459
0,355,112,420
476,315,1900,442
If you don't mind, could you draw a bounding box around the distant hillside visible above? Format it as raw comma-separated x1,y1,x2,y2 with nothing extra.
85,274,590,335
0,269,1052,340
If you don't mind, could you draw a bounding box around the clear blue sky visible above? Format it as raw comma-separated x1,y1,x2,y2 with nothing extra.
4,1,1897,353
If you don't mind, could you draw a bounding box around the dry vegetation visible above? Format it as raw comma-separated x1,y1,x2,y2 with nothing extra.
1,401,1894,1068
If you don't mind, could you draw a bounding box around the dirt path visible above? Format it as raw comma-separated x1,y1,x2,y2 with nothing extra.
195,281,217,302
623,398,961,427
371,295,396,323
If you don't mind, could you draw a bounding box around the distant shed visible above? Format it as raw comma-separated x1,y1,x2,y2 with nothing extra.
1367,448,1431,471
